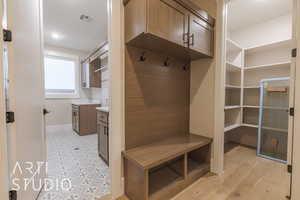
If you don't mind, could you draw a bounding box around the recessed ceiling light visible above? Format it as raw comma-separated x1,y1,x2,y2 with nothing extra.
51,32,62,40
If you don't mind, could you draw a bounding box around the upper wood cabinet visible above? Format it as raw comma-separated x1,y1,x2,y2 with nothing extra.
124,0,215,60
81,42,108,88
189,14,214,57
147,0,189,48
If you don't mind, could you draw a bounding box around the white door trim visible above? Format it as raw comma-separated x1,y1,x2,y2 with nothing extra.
291,0,300,199
108,0,125,198
212,0,228,174
0,0,9,198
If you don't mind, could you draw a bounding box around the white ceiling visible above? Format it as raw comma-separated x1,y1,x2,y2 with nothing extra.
228,0,293,32
43,0,108,52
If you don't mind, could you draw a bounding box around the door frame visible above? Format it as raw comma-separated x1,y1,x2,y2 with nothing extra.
291,0,300,199
108,0,125,198
0,0,9,198
215,0,300,199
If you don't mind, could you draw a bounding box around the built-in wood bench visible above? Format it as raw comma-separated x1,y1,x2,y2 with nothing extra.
122,134,212,200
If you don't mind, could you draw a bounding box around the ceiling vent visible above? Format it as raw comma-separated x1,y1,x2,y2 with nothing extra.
80,14,92,22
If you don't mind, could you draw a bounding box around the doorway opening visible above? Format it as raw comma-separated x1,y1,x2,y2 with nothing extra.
39,0,110,199
223,0,293,198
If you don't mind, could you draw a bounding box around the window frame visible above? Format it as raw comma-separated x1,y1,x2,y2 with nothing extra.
44,51,80,99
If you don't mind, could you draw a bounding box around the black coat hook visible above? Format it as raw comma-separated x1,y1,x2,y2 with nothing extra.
183,63,189,71
139,51,146,62
164,57,170,67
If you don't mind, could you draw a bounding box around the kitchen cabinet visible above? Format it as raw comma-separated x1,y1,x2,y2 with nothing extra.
124,0,215,60
81,41,108,88
97,109,109,165
72,105,80,132
71,104,100,136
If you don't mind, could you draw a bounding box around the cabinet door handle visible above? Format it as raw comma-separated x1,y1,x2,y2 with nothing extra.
190,34,194,46
183,33,189,44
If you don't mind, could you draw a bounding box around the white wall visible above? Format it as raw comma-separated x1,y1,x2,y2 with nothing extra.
230,13,292,48
44,45,91,125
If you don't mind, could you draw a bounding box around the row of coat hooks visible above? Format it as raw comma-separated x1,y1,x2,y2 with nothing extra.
139,51,189,71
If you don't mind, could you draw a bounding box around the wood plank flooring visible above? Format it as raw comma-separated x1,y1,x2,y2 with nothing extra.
173,146,290,200
99,146,290,200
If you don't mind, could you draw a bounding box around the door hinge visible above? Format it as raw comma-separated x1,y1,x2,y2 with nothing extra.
6,111,15,123
292,48,297,58
3,29,12,42
289,108,294,117
9,190,17,200
288,164,292,173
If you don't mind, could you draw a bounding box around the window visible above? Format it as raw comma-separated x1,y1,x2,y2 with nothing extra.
44,54,79,99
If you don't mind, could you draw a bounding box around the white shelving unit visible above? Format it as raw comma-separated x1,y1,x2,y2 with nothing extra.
224,39,243,133
224,38,291,148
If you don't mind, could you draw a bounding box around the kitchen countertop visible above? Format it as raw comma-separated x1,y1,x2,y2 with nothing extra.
72,100,101,106
96,107,109,113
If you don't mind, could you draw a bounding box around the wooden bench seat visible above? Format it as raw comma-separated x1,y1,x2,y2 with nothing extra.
123,134,212,200
123,134,212,169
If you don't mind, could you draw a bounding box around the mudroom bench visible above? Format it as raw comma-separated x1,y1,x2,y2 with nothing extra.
122,134,212,200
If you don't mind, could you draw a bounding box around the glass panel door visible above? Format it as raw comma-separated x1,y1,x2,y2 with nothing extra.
258,78,290,163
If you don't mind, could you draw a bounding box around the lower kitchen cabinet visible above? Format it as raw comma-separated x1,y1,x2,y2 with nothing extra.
72,104,100,136
97,109,109,165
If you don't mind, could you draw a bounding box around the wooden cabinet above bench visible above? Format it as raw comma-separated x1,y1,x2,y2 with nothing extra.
124,0,215,60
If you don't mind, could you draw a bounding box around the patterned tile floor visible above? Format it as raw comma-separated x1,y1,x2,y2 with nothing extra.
38,124,110,200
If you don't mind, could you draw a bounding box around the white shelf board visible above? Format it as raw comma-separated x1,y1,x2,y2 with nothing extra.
226,85,241,89
242,124,288,133
224,124,240,132
225,105,241,110
244,62,291,71
242,123,258,128
243,105,259,109
243,105,289,111
227,39,243,53
245,39,292,54
264,106,289,111
244,85,260,89
262,126,288,133
226,62,242,72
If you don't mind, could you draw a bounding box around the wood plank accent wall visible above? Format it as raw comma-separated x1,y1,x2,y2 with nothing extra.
125,46,191,149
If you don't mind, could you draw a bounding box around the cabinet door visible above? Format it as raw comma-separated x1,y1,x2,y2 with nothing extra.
81,61,90,88
97,124,101,156
75,111,79,132
89,57,101,88
147,0,189,47
99,125,108,162
72,107,79,132
189,14,214,57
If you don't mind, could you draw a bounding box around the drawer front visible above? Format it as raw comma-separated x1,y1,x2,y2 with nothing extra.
97,111,108,123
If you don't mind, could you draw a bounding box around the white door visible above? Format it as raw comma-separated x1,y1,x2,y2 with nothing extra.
5,0,46,199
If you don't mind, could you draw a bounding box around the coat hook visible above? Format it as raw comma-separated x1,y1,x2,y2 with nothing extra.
164,57,170,67
183,63,189,71
139,51,146,62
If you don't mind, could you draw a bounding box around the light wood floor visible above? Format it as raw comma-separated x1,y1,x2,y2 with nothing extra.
173,146,290,200
100,146,290,200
